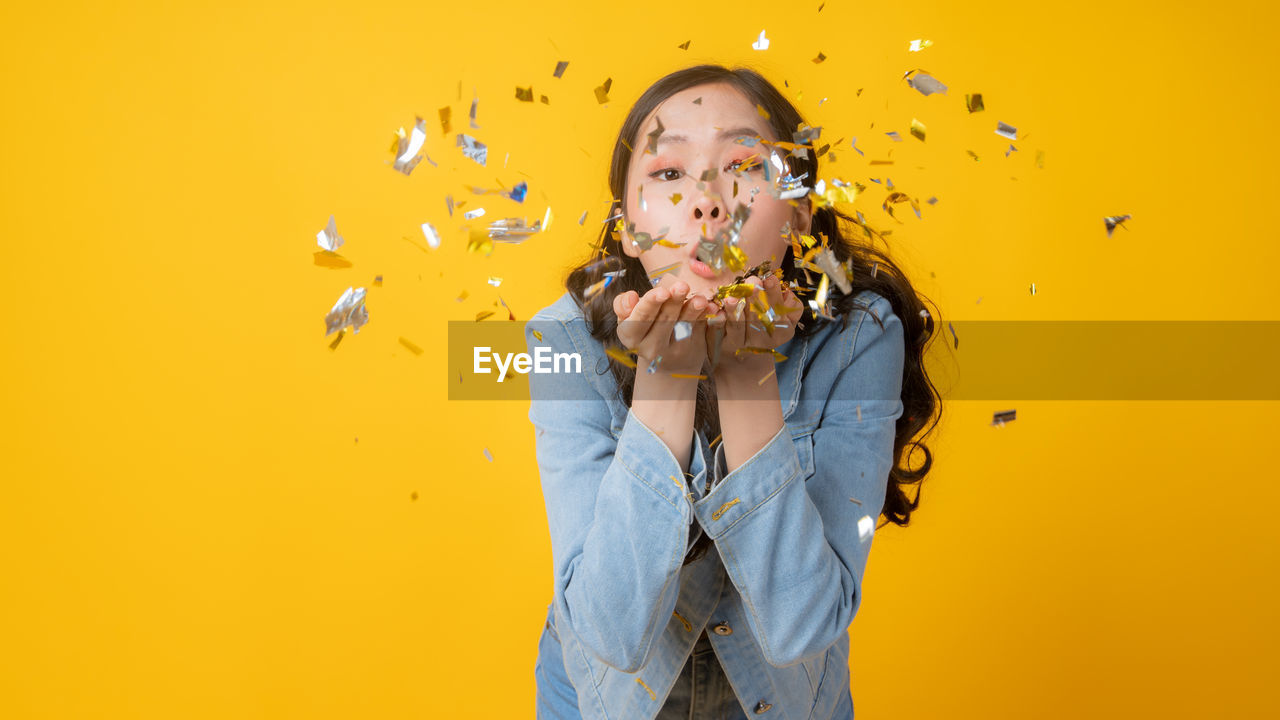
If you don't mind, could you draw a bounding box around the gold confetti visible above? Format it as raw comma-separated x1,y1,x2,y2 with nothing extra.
757,368,776,386
678,40,691,50
756,103,770,120
438,106,451,135
594,77,612,104
966,93,984,113
735,347,788,362
515,86,534,102
908,38,933,52
910,118,926,141
475,310,495,321
669,193,682,205
1104,214,1132,237
532,329,543,341
812,52,826,63
991,409,1016,426
605,346,637,368
399,337,424,355
669,373,707,379
1036,150,1046,169
553,61,568,78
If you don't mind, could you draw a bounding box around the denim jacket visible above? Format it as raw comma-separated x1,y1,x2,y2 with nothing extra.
526,288,904,720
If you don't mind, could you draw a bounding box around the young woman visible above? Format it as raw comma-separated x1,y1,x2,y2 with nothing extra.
527,64,940,720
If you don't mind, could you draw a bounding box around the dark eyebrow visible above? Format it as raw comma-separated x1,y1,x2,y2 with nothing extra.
654,126,764,147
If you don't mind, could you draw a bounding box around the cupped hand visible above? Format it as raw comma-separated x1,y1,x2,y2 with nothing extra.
704,272,803,378
612,280,713,377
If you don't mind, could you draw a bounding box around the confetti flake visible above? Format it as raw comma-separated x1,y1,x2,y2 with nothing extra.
606,345,637,368
910,118,926,141
464,208,485,220
446,195,454,216
553,61,569,78
966,93,984,113
1104,214,1132,237
991,409,1016,426
678,40,691,50
645,116,665,154
1035,150,1046,169
1029,282,1037,295
475,310,495,321
324,286,369,336
487,276,502,287
904,70,948,96
421,222,441,249
756,104,770,120
669,193,682,205
995,121,1017,141
457,134,487,166
505,181,528,203
908,38,933,52
812,51,826,63
399,337,424,355
438,106,451,135
751,29,770,50
316,215,344,252
857,515,875,542
594,77,612,104
1005,144,1017,157
392,116,428,175
515,86,534,102
482,447,494,462
578,211,588,225
673,321,692,342
469,95,480,129
948,321,958,349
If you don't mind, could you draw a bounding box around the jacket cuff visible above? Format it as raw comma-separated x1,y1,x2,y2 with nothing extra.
691,425,801,539
615,407,710,517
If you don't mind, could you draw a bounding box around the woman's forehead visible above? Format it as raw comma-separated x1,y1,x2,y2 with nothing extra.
636,84,772,144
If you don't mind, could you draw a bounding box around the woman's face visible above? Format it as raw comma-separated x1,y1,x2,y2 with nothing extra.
620,82,811,300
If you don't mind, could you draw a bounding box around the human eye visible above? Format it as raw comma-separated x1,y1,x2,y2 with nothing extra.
727,155,763,174
648,167,684,182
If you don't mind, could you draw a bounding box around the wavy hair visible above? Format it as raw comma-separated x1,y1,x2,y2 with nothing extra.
561,65,942,566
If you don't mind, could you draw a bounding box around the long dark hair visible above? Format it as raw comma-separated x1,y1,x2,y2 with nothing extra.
562,65,941,566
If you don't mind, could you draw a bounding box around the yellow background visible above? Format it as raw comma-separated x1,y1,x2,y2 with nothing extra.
3,0,1277,717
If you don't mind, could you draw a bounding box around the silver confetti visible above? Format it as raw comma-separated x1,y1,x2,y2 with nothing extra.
324,286,369,336
457,133,487,166
393,116,428,175
316,215,343,252
995,122,1017,141
421,222,441,249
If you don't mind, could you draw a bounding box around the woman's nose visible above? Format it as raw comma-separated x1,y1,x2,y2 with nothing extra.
691,196,722,221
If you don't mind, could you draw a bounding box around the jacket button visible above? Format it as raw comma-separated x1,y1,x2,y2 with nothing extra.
753,700,773,714
712,623,733,636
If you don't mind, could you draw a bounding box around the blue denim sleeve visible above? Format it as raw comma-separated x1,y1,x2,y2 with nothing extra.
525,312,710,674
691,296,905,667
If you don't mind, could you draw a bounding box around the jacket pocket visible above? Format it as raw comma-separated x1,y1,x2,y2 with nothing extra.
800,648,828,700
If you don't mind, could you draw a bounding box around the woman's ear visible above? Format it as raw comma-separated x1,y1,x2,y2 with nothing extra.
794,197,813,236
